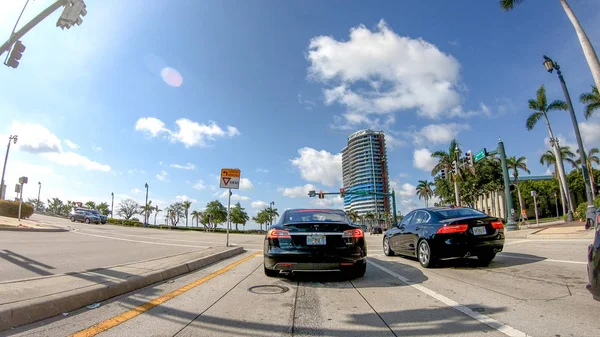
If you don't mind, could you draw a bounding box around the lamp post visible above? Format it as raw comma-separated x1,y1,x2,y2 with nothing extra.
0,135,18,200
269,201,275,227
37,181,41,210
144,183,149,225
543,55,596,227
453,146,461,206
110,192,114,218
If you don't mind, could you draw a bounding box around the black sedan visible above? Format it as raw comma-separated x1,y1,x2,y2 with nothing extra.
587,221,599,301
264,209,367,278
383,207,505,268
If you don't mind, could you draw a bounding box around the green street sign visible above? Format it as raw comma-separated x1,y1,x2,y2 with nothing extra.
474,149,487,162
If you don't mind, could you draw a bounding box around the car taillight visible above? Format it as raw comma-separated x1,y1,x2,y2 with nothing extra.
268,229,291,239
437,224,468,234
491,221,504,229
343,228,364,238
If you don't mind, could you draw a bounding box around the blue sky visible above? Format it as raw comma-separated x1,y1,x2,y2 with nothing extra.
2,0,600,228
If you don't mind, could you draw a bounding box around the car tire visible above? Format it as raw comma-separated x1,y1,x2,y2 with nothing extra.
85,218,90,224
70,217,75,222
418,239,436,268
477,250,496,266
264,265,279,277
383,237,395,256
352,262,367,279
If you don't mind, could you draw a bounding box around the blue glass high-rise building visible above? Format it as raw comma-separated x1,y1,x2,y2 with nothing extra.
342,130,390,216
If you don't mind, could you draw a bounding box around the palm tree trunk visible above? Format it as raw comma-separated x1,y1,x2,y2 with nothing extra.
556,166,567,216
516,181,525,216
235,223,239,231
544,115,575,215
560,0,600,90
587,159,596,198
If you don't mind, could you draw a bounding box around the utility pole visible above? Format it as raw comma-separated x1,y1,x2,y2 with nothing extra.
269,201,275,227
0,135,18,200
453,147,461,206
498,139,518,231
37,181,41,210
144,183,149,225
226,189,231,247
110,192,114,218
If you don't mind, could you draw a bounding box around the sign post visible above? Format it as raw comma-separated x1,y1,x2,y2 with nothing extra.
531,190,539,226
220,168,241,247
17,176,28,221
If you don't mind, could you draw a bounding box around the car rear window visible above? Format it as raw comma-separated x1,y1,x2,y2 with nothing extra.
284,210,348,223
433,208,486,219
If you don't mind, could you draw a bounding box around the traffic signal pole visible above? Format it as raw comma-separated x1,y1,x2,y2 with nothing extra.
0,0,68,57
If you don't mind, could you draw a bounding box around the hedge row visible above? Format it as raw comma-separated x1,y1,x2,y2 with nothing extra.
574,198,600,221
0,200,34,219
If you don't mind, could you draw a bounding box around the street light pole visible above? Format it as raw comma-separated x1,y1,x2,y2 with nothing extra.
37,181,41,210
110,192,114,218
453,147,461,206
144,183,149,225
543,55,596,227
0,135,18,200
269,201,275,227
498,138,518,231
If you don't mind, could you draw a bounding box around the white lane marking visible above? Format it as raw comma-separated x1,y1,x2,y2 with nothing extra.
505,239,591,245
369,260,532,337
504,240,531,245
497,254,587,265
71,231,210,248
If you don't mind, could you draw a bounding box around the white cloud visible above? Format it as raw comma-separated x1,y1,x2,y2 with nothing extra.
176,195,198,203
218,190,250,201
580,118,600,149
135,117,240,148
156,170,168,181
240,178,254,190
410,123,470,147
193,180,206,190
64,139,79,150
413,149,437,172
11,121,62,153
545,168,553,175
448,40,460,47
290,148,342,187
279,184,318,198
311,197,344,208
398,183,416,198
447,103,492,118
127,169,146,174
131,188,141,194
543,134,578,152
170,163,195,170
256,168,269,173
42,152,111,172
91,145,102,152
398,198,420,215
251,200,269,209
307,19,463,120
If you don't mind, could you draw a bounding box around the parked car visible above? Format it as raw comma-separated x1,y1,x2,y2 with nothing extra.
587,208,600,301
370,226,383,235
383,207,505,268
70,210,101,224
263,208,367,278
74,207,107,224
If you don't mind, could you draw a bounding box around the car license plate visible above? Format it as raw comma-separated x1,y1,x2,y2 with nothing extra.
473,226,487,236
307,235,326,245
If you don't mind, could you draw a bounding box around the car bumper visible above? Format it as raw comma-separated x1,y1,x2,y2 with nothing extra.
264,248,366,271
433,237,505,259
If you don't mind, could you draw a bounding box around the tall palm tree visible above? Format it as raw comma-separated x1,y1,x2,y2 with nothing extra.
501,0,600,90
182,200,192,227
416,180,435,207
580,86,600,120
540,146,578,215
139,200,154,224
265,207,279,226
577,147,600,198
431,139,461,205
153,206,162,226
526,85,575,215
190,210,201,228
506,156,530,216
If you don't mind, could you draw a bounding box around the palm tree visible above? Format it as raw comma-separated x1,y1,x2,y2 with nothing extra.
345,210,359,223
506,156,530,216
526,85,575,215
265,207,279,227
140,200,154,224
153,206,162,226
190,210,201,228
416,180,435,207
577,147,600,198
501,1,600,90
580,86,600,120
182,200,192,227
431,139,461,205
540,146,578,215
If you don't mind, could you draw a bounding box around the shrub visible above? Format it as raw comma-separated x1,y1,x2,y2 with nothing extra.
107,218,122,224
122,220,143,227
0,200,34,219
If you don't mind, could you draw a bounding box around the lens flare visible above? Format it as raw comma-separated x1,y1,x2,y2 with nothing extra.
160,67,183,87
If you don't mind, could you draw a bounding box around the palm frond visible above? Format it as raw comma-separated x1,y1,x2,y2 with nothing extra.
540,150,555,166
500,0,524,11
536,85,547,108
526,111,543,130
584,102,600,120
547,100,568,112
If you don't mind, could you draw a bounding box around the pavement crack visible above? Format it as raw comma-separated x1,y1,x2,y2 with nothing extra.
349,280,398,337
171,259,262,337
290,280,300,336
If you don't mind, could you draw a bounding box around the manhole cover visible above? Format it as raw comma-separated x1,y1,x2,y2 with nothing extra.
248,285,290,294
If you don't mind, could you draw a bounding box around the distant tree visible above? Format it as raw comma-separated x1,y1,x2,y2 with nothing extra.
27,198,44,211
96,202,110,216
507,156,531,216
205,200,227,230
153,206,162,226
199,211,211,231
580,86,600,120
265,207,279,227
540,146,578,215
117,199,140,220
182,200,192,227
576,147,600,197
139,200,154,224
230,202,250,231
190,210,201,228
345,210,359,223
252,209,270,231
166,202,185,227
431,139,461,182
84,201,96,210
46,198,64,215
416,180,435,207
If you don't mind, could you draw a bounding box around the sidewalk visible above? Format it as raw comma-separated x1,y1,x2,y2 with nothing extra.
0,215,69,232
0,246,244,331
505,220,595,239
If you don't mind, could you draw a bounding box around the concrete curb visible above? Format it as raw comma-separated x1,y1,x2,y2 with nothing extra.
0,246,244,332
0,226,70,232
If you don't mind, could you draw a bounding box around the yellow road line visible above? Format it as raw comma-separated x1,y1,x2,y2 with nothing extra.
70,252,261,337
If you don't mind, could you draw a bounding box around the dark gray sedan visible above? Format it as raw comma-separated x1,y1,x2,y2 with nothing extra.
70,210,101,224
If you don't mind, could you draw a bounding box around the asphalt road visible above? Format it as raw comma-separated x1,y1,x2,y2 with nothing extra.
5,217,597,337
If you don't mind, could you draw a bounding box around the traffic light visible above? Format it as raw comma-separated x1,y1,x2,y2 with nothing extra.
340,188,345,198
451,160,457,175
319,190,324,199
440,168,446,180
308,190,316,197
466,150,474,167
6,40,26,68
57,0,87,30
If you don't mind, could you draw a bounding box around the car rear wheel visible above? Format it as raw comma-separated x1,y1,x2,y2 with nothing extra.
477,250,496,266
383,237,395,256
418,239,436,268
264,265,279,277
85,218,91,224
70,217,75,222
